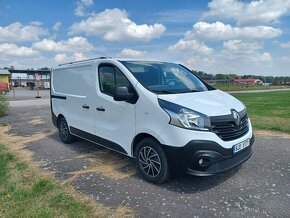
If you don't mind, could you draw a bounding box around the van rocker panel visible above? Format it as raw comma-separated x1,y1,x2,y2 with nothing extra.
70,126,128,155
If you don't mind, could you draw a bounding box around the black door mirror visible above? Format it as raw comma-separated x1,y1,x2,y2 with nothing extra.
113,86,135,102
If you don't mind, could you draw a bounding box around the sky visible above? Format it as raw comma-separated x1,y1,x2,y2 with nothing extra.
0,0,290,76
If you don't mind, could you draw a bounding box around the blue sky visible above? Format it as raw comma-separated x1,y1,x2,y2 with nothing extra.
0,0,290,76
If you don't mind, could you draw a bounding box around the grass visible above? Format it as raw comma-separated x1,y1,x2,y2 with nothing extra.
0,92,9,117
0,143,133,218
232,91,290,133
213,84,289,91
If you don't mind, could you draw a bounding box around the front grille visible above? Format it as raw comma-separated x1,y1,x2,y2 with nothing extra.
211,111,249,141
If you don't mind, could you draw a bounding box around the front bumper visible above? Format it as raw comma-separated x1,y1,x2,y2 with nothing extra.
163,134,255,176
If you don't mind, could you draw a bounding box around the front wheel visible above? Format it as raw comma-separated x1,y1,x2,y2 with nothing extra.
135,138,170,184
58,117,76,144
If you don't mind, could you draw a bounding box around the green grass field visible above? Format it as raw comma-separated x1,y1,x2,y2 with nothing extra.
213,84,289,91
232,91,290,134
0,144,133,218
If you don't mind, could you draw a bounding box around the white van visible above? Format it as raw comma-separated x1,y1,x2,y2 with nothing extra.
51,58,254,183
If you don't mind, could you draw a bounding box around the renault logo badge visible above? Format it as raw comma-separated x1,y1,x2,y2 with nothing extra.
232,110,241,126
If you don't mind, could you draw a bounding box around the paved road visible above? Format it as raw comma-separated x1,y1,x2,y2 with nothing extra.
228,88,290,94
5,87,50,101
9,99,50,107
0,105,289,217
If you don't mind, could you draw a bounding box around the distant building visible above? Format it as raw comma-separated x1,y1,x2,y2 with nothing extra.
0,69,10,84
233,78,262,85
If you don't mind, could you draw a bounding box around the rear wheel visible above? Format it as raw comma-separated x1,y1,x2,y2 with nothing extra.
135,138,170,184
58,117,76,144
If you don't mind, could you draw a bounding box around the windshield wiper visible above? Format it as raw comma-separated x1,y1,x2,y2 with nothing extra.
180,89,200,93
149,90,176,94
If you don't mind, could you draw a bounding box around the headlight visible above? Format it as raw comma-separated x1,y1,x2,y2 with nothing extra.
158,99,210,131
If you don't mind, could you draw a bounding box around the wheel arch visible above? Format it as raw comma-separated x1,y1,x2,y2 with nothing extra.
56,114,65,128
131,133,161,157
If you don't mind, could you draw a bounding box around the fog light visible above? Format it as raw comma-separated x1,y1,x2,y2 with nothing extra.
198,157,210,167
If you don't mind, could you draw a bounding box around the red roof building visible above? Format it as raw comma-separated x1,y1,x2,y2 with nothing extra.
233,78,262,85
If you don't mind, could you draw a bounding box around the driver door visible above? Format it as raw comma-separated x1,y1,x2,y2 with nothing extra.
94,63,136,155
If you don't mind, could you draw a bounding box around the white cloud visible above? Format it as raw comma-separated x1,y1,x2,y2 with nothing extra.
0,43,39,57
75,0,94,17
222,40,272,63
70,8,166,41
185,22,281,41
54,53,68,63
120,48,147,58
281,56,290,62
52,22,61,31
32,37,94,53
74,52,87,60
168,39,213,55
204,0,290,26
280,41,290,48
54,52,87,63
255,52,272,62
223,40,263,55
81,0,93,6
0,22,48,42
30,21,43,26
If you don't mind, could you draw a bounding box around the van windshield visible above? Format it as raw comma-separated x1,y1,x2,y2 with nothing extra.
120,61,208,94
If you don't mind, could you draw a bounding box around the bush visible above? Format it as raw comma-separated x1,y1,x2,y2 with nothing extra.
0,92,8,117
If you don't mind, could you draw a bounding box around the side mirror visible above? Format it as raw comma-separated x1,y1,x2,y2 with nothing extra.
113,86,134,102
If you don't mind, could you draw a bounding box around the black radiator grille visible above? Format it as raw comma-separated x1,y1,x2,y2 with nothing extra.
211,112,249,141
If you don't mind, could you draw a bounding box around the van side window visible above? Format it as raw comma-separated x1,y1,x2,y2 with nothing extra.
99,64,130,97
99,66,115,96
115,68,130,88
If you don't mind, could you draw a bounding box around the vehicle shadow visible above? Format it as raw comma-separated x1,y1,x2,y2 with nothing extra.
158,166,242,194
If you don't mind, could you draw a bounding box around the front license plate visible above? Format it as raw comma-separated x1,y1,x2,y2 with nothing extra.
233,139,250,154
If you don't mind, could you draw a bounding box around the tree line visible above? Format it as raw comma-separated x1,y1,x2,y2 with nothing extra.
192,70,290,85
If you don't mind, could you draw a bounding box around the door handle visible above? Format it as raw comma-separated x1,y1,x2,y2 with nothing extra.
82,104,90,109
96,107,105,112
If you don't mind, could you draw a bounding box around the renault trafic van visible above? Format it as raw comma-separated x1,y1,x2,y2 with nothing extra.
51,57,254,183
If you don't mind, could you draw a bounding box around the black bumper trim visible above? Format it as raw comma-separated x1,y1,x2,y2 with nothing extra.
163,133,255,176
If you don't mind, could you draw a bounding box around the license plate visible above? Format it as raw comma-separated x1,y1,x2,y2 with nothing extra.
233,139,250,154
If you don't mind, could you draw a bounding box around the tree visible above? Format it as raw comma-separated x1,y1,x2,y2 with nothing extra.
38,67,50,71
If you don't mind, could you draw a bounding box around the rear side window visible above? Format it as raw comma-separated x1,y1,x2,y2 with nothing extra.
98,64,130,96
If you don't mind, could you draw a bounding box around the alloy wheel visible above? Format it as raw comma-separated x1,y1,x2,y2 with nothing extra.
60,121,68,141
139,146,162,177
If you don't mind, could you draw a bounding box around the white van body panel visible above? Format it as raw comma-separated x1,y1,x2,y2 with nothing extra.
158,90,244,117
134,83,170,144
51,64,95,134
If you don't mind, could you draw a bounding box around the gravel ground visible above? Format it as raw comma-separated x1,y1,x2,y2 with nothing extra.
0,103,289,217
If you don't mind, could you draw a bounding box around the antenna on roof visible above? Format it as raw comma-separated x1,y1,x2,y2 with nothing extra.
93,50,111,59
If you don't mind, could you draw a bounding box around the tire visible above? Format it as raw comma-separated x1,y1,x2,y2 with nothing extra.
58,117,76,144
135,138,170,184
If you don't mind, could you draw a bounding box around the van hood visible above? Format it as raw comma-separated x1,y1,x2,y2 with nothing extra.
158,90,245,117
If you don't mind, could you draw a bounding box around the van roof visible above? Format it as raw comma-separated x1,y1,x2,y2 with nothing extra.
57,57,110,66
55,57,175,69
